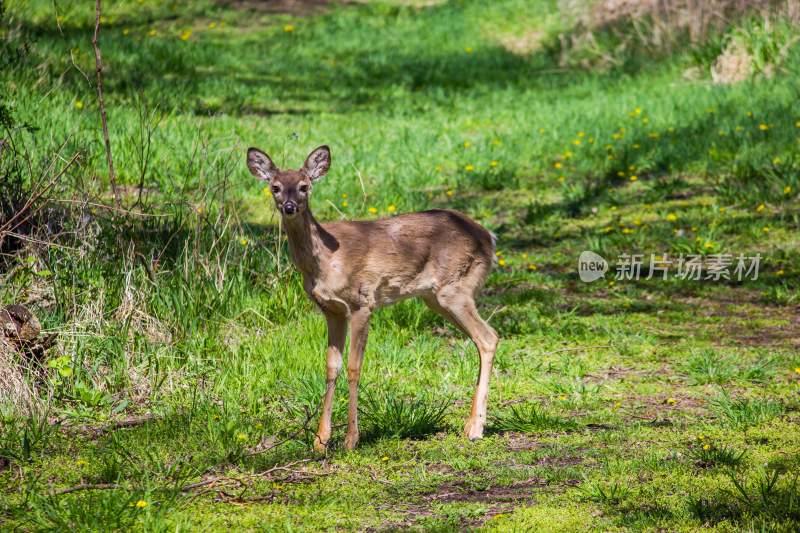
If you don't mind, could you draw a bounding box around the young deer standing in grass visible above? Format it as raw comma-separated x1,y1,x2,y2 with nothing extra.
247,145,498,452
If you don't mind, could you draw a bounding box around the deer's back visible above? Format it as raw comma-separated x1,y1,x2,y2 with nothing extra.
317,209,495,308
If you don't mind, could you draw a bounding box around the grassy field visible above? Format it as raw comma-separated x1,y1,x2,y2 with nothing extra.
2,0,800,530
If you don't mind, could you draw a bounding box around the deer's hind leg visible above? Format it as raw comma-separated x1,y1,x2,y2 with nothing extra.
426,285,498,441
314,312,347,454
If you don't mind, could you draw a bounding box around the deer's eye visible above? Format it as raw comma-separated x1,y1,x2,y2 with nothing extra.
271,185,281,194
298,184,309,193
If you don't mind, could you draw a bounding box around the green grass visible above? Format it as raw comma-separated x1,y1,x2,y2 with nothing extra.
2,0,800,531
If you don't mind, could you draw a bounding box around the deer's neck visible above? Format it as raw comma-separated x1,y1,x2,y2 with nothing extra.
283,209,325,278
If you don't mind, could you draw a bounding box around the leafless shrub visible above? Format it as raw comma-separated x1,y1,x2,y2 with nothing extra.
558,0,799,68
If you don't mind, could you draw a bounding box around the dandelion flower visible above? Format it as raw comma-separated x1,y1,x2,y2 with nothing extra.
463,141,471,148
495,251,503,257
527,263,537,271
464,46,473,54
208,22,217,29
756,203,766,212
387,204,396,214
617,171,625,177
135,500,148,509
122,28,130,36
776,269,784,276
538,128,545,134
622,228,634,234
341,193,348,199
719,207,726,213
704,241,714,249
762,226,770,233
666,398,677,406
381,456,389,461
239,237,248,246
283,24,294,33
465,164,475,172
74,100,84,110
558,175,565,182
179,29,192,41
630,175,638,182
573,139,581,146
368,207,378,214
446,189,454,197
498,258,506,266
489,160,498,168
236,432,247,442
703,444,711,451
196,205,204,214
794,367,800,374
147,29,157,37
666,213,678,222
75,459,88,467
758,123,769,131
784,185,792,194
341,201,348,208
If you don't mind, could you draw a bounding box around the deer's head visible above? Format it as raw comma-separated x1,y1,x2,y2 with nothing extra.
247,145,330,218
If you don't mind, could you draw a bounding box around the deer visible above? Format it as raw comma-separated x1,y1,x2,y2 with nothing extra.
246,145,499,452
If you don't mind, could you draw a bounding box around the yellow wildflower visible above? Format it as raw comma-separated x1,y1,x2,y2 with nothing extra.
341,193,348,199
179,29,192,41
784,185,792,194
756,203,766,212
498,258,506,266
381,456,389,461
463,141,471,148
464,46,473,54
341,201,348,208
135,500,148,509
122,28,130,36
239,237,248,246
283,24,294,33
630,175,638,182
573,139,581,146
387,204,396,214
704,241,714,249
368,207,378,214
553,162,562,169
147,29,157,37
666,398,677,406
758,123,769,131
666,213,678,222
465,164,474,172
703,444,711,451
762,226,770,233
446,189,454,197
489,160,498,168
74,100,84,110
236,432,247,442
776,269,784,276
527,263,537,271
208,22,217,29
491,138,502,146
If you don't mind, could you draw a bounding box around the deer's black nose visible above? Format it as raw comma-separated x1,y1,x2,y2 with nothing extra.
283,202,297,215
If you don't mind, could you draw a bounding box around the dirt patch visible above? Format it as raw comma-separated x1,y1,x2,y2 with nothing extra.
215,0,342,15
505,432,542,452
424,477,547,504
676,294,800,349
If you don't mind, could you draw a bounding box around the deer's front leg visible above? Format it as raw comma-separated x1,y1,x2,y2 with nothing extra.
314,312,347,454
344,308,371,451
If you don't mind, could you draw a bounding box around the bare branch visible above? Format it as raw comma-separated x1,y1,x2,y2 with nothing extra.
92,0,120,208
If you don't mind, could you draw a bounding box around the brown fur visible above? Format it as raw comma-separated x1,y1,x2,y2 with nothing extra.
247,145,499,452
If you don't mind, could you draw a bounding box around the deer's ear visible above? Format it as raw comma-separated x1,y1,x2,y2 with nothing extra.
247,148,278,182
302,145,331,181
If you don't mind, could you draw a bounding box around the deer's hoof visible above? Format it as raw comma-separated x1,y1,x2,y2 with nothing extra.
343,432,359,451
464,419,484,441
